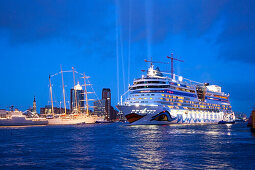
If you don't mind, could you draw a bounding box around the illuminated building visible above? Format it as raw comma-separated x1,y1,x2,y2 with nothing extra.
70,83,85,113
40,105,70,115
33,96,37,113
93,99,106,116
102,88,111,120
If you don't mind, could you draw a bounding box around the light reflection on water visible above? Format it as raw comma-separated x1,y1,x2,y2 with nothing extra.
0,123,255,169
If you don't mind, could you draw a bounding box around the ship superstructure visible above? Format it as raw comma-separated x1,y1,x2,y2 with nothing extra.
117,59,234,125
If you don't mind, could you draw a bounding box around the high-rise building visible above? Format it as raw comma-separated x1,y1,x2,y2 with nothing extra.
93,99,106,117
33,96,37,113
102,88,111,120
70,83,85,113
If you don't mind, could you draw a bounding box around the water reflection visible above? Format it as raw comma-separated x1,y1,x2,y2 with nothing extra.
0,123,255,169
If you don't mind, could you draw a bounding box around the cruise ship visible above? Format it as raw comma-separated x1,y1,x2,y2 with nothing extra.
117,58,234,125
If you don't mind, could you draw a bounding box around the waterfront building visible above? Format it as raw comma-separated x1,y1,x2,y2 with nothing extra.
70,83,85,113
110,106,118,121
100,88,119,121
40,105,70,116
0,109,6,118
33,96,37,113
102,88,111,120
93,99,106,116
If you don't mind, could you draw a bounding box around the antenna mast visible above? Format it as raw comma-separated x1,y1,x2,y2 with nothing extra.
61,65,67,115
167,53,184,79
49,75,54,116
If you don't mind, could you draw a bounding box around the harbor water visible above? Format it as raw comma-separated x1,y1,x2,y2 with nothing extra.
0,123,255,169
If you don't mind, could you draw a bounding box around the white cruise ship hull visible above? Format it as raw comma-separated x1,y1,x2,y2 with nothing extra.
0,117,48,126
117,105,224,125
117,61,234,125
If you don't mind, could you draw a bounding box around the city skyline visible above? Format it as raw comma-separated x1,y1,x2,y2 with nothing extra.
0,0,255,114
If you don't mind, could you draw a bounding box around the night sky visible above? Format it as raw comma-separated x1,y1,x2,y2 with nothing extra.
0,0,254,115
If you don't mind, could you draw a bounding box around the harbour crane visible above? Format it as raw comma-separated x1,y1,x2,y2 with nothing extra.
144,57,169,66
167,53,184,79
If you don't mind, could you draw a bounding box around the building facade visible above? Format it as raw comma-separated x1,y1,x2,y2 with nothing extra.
101,88,119,121
33,96,37,113
102,88,111,120
70,83,85,113
40,105,70,116
93,99,106,116
0,109,6,118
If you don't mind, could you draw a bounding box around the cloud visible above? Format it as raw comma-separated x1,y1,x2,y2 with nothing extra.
116,0,255,64
216,0,255,63
0,0,255,63
117,0,227,42
0,0,115,45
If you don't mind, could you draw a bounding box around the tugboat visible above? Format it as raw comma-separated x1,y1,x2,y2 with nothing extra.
0,108,48,126
218,112,235,124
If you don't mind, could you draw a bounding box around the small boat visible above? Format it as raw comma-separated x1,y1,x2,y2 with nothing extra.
218,120,235,124
0,109,48,126
96,117,113,123
218,112,235,124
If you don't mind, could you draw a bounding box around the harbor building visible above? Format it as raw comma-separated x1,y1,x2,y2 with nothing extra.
110,106,118,121
0,109,6,118
102,88,111,120
93,99,106,116
100,88,119,121
40,105,70,116
33,96,37,113
70,83,85,113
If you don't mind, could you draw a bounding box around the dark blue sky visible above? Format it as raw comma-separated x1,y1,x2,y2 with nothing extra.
0,0,254,114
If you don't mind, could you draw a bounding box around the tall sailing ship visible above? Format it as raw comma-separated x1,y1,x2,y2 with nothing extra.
47,67,98,125
117,54,235,125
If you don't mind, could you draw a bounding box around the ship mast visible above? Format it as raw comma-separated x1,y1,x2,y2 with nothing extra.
83,73,89,116
167,53,184,79
61,65,67,115
72,67,78,113
49,75,54,116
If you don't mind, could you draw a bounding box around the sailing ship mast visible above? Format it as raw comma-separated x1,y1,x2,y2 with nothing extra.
49,75,54,116
72,67,78,113
83,73,89,116
61,65,67,115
